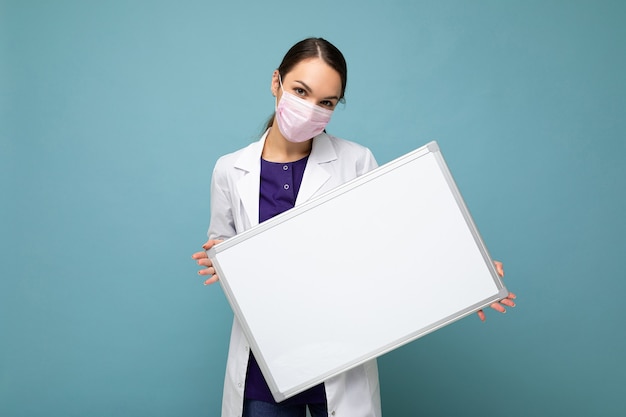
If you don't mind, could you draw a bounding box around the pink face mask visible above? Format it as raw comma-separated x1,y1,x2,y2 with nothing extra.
275,76,334,143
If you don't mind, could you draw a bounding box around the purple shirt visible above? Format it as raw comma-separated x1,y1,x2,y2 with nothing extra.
244,156,327,405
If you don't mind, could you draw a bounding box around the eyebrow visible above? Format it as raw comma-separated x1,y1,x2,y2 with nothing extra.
294,80,340,101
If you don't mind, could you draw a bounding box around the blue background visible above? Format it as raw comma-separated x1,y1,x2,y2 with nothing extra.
1,1,624,416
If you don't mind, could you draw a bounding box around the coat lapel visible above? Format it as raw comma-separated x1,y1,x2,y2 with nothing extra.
234,133,267,229
295,133,337,205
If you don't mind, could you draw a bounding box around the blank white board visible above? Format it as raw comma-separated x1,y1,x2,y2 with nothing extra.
207,141,508,402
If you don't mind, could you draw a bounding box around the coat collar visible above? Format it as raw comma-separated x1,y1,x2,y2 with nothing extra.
233,130,337,228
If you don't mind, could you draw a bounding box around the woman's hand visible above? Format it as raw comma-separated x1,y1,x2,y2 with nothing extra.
477,261,517,322
191,239,223,285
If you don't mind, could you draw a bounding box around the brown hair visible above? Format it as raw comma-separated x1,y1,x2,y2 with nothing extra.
265,37,347,130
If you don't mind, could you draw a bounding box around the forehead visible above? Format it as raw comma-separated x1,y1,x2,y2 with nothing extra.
284,58,342,95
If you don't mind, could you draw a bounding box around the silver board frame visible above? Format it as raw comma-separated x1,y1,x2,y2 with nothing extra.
207,141,508,402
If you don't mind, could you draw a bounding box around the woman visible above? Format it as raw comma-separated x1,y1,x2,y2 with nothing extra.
192,37,515,417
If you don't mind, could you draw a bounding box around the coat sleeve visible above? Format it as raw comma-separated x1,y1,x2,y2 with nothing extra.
207,160,237,241
357,147,379,176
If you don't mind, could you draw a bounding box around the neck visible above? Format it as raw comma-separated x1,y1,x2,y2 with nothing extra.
262,125,312,162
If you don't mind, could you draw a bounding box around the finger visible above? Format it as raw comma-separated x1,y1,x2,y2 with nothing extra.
494,261,504,277
198,266,216,276
202,239,224,250
507,292,517,300
196,258,213,268
500,298,516,308
477,309,486,322
204,274,219,285
490,302,506,313
191,251,208,260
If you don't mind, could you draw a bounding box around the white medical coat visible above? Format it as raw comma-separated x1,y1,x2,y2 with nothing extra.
208,130,382,417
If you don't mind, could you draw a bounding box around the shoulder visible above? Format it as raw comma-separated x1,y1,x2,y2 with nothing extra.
213,138,263,178
213,142,250,170
317,133,378,175
325,134,374,159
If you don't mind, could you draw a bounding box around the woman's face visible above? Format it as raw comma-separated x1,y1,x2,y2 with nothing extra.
272,57,342,110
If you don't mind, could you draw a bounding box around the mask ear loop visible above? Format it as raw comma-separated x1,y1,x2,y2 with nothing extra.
275,73,284,110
